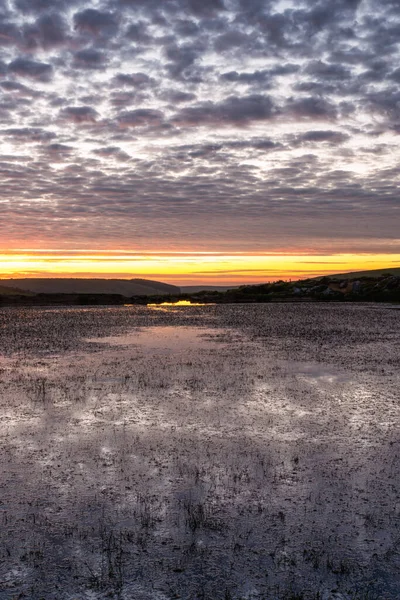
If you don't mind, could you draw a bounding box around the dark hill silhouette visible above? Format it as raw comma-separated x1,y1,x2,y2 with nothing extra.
0,284,32,296
314,267,400,280
181,285,238,293
0,278,179,297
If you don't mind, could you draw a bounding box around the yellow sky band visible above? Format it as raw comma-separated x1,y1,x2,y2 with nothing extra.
0,253,399,285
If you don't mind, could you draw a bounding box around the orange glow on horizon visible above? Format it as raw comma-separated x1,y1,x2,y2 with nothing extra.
0,251,399,285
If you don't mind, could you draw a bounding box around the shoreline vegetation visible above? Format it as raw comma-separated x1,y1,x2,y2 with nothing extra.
0,272,399,306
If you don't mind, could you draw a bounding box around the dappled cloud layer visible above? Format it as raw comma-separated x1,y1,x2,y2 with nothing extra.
0,0,399,271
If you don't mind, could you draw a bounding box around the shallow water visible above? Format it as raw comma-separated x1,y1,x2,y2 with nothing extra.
86,325,232,352
0,304,399,599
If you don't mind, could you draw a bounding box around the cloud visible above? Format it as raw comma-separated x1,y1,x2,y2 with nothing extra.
286,96,337,120
14,0,78,13
220,70,271,85
42,143,74,161
163,90,197,103
305,60,351,80
173,95,275,126
125,21,152,43
214,30,254,52
185,0,225,16
2,127,56,142
117,109,164,127
175,19,199,37
73,8,118,36
296,130,350,144
115,0,225,17
0,21,20,46
72,48,108,69
92,146,130,161
113,72,154,87
164,42,204,79
0,80,37,96
22,13,69,50
46,143,73,153
59,106,98,123
8,57,53,81
0,0,399,258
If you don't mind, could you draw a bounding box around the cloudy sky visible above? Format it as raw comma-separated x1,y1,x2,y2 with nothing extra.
0,0,399,283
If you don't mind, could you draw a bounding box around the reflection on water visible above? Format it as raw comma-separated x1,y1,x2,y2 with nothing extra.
87,326,229,352
147,300,215,311
280,359,352,383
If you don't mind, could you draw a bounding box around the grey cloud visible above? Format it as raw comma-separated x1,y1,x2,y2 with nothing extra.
163,90,197,103
92,146,130,161
22,13,68,50
72,48,107,69
0,80,37,96
293,0,361,36
293,81,336,95
329,47,374,65
227,139,281,151
113,72,154,87
173,94,275,126
46,143,73,152
185,0,225,16
73,9,118,36
125,21,152,43
109,90,147,108
8,57,53,81
2,127,56,141
14,0,76,13
173,138,281,160
364,17,400,56
359,59,389,82
388,68,400,83
220,70,271,85
164,42,203,79
364,88,400,119
117,109,164,127
286,96,337,119
0,21,19,46
59,106,99,123
115,0,225,17
296,130,350,144
43,143,74,161
214,30,254,52
255,13,291,48
175,19,199,37
305,60,351,80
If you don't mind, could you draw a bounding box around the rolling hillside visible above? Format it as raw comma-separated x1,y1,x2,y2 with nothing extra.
0,284,32,296
315,267,400,280
0,278,179,297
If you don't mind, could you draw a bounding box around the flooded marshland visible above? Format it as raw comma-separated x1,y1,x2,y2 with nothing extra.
0,303,399,600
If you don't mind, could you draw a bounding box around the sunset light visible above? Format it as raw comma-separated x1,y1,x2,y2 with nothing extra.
1,251,399,285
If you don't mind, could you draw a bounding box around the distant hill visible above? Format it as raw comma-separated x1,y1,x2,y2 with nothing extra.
180,271,400,303
314,267,400,280
0,278,179,297
0,284,33,296
181,285,239,293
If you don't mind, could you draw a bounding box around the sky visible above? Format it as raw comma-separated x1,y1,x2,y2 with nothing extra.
0,0,399,284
